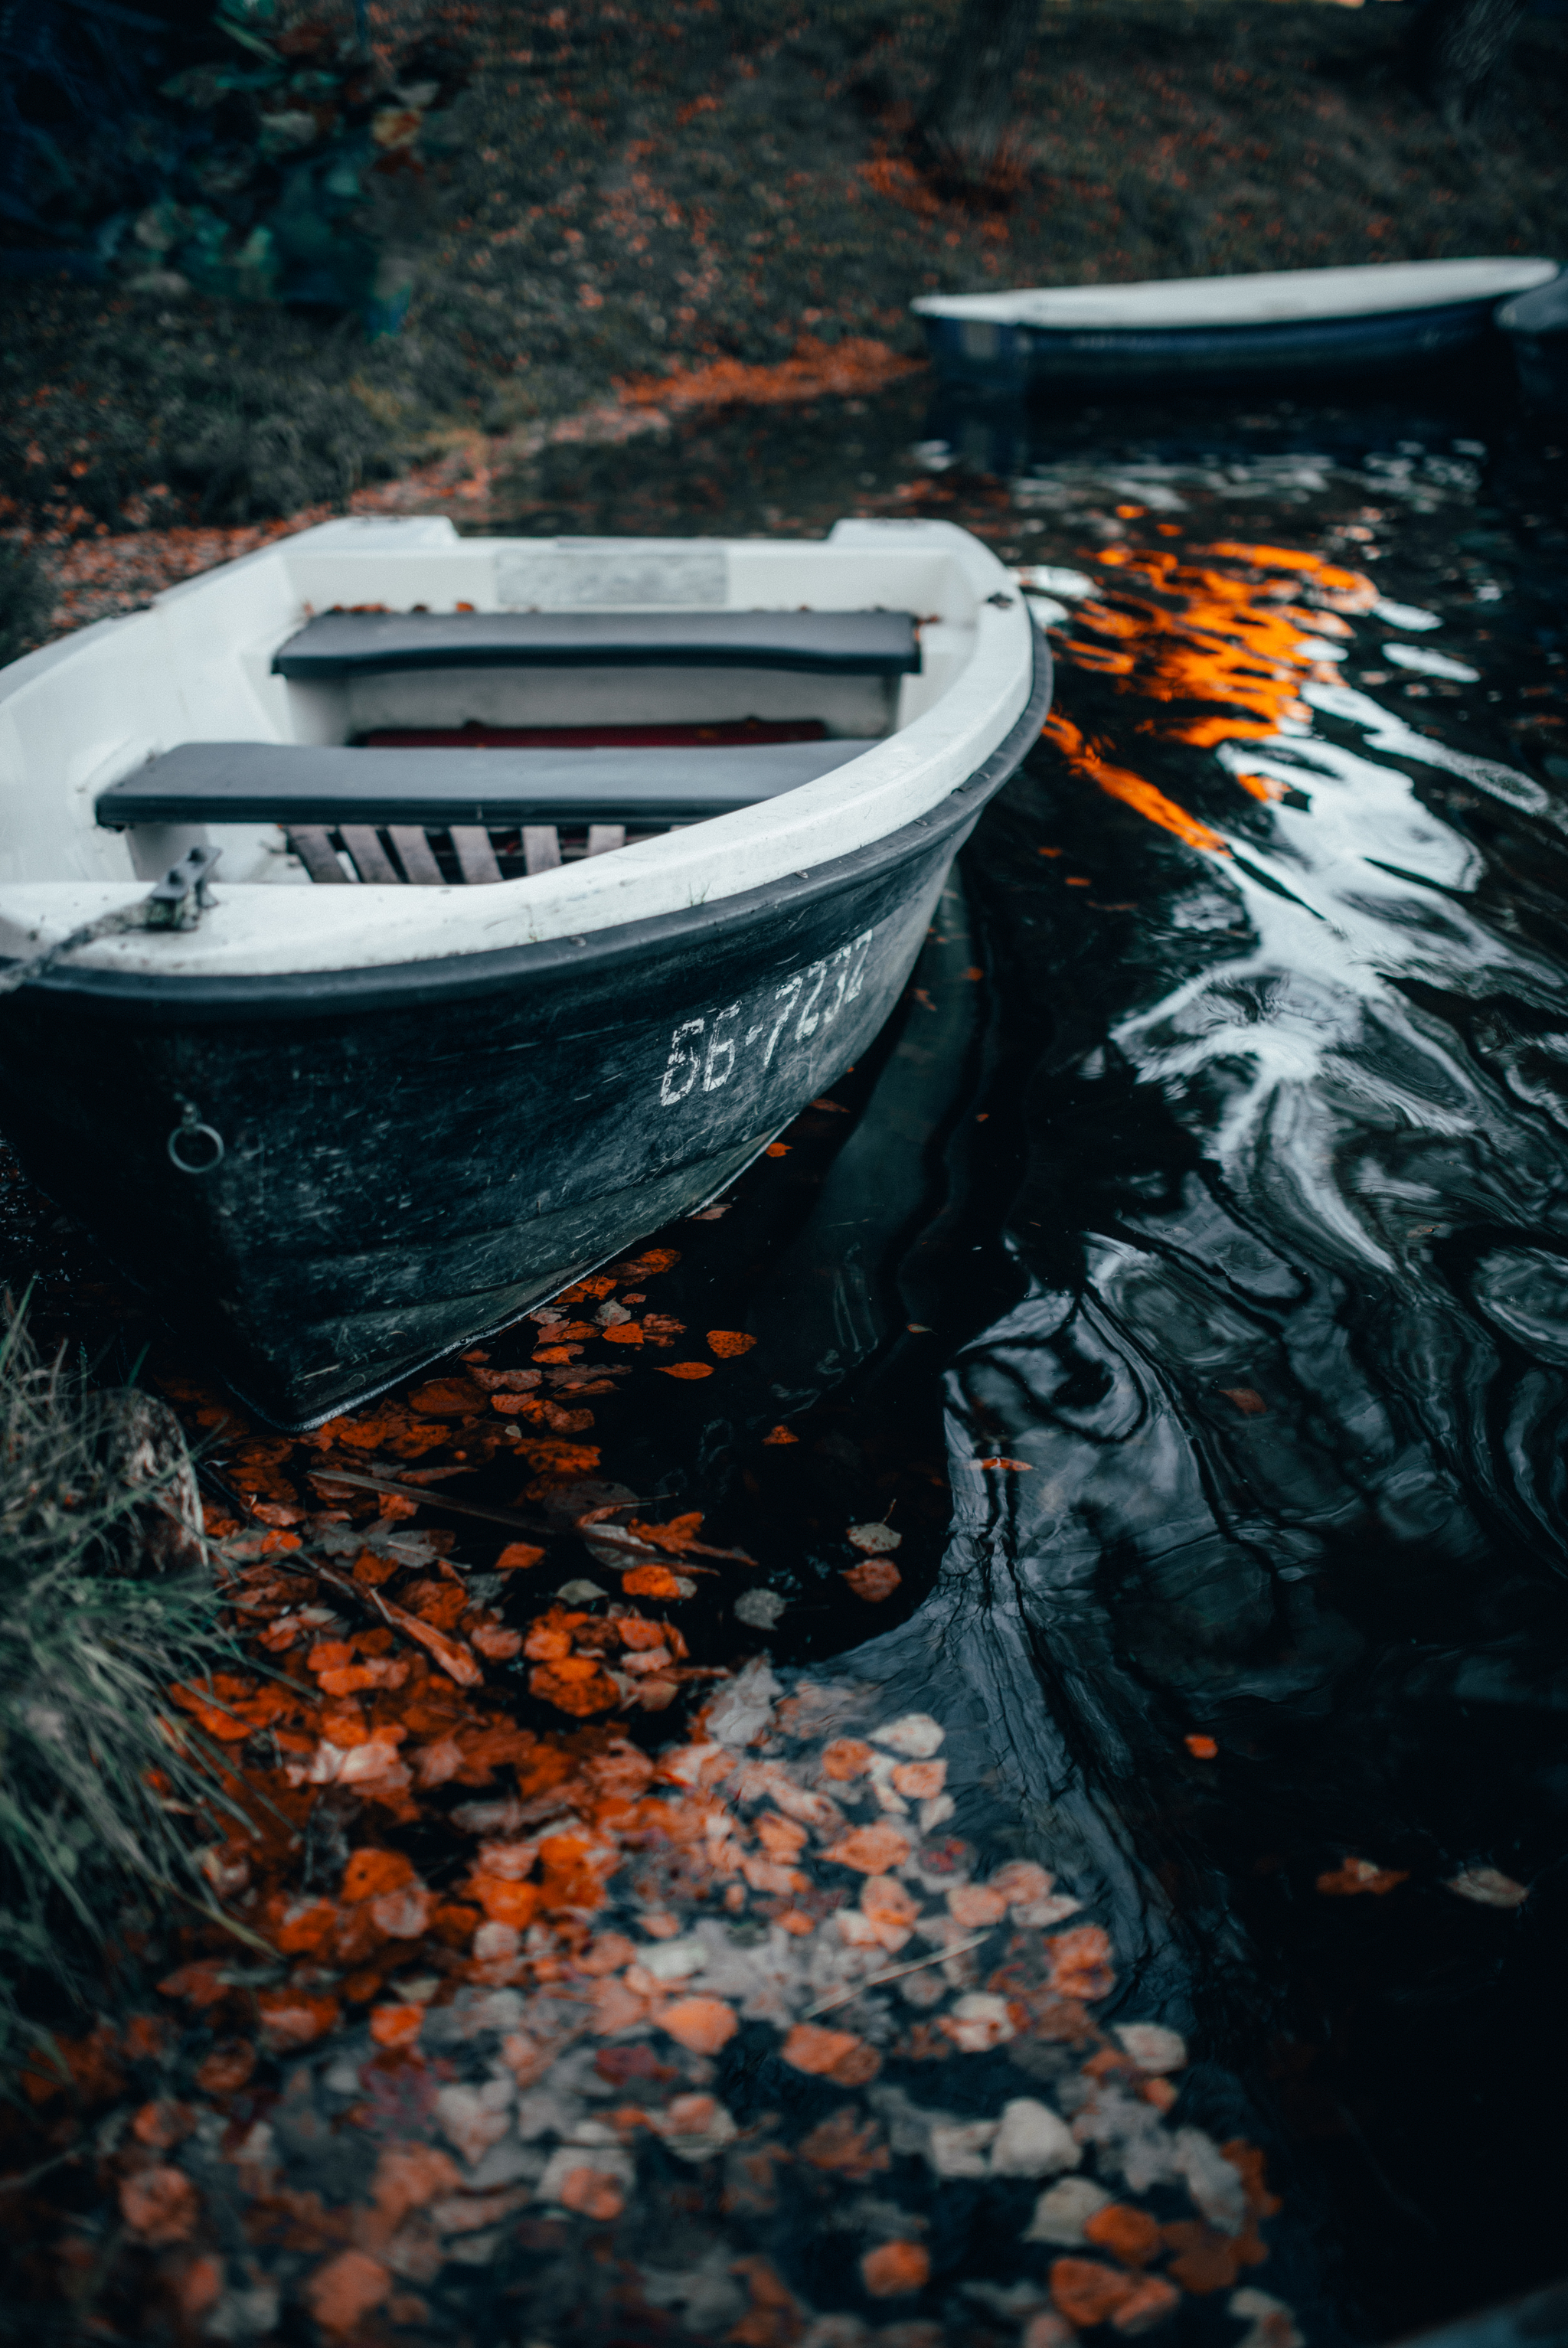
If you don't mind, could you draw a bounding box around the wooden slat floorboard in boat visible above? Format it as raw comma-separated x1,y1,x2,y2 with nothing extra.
339,825,402,884
451,826,504,884
524,826,561,875
289,826,348,884
390,827,444,886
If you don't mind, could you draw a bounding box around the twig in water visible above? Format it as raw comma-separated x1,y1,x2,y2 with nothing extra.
305,1467,554,1537
575,1502,754,1566
802,1929,995,2018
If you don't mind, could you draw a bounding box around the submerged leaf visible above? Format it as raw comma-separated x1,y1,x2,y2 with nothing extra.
843,1556,900,1601
1315,1857,1409,1897
1445,1866,1529,1908
707,1330,756,1357
846,1520,902,1554
861,2242,929,2297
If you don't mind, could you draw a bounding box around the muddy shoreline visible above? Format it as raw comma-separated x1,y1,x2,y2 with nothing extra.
4,0,1566,595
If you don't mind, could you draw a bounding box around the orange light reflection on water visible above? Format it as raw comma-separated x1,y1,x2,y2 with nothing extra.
1039,537,1378,851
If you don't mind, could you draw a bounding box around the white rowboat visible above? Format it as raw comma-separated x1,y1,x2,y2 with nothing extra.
0,515,1048,1426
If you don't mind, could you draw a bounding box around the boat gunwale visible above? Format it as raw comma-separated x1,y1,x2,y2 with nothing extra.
911,257,1561,335
924,299,1522,356
0,631,1053,1024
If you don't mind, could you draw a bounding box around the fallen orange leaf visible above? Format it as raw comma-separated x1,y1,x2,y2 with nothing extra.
947,1883,1007,1929
557,2166,624,2220
1317,1856,1410,1896
781,2022,880,2082
403,1579,467,1631
530,1660,620,1715
626,1513,703,1553
798,2109,890,2177
495,1542,544,1572
1047,1924,1116,2001
257,1990,340,2050
131,2098,194,2152
368,2004,423,2051
194,2040,255,2095
470,1622,524,1661
119,2166,200,2247
168,1674,292,1742
406,1378,485,1416
374,1595,482,1688
762,1424,799,1445
1051,2260,1138,2328
661,1996,739,2055
305,2249,391,2334
1084,2204,1164,2268
843,1556,901,1602
469,1876,542,1929
822,1821,912,1874
1112,2278,1182,2334
861,2242,929,2297
371,2143,462,2222
1161,2217,1265,2294
270,1897,336,1955
622,1564,684,1599
707,1331,757,1357
660,1362,714,1380
611,1247,681,1279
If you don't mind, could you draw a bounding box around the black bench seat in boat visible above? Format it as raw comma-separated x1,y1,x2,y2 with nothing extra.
96,737,880,887
96,739,877,828
270,608,920,679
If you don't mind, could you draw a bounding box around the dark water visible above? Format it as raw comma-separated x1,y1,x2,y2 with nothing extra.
5,373,1566,2346
495,378,1568,2337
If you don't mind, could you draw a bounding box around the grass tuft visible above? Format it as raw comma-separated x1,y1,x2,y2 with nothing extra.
0,1298,247,2080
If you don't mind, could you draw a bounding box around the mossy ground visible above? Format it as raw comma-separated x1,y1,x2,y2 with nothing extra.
3,0,1565,563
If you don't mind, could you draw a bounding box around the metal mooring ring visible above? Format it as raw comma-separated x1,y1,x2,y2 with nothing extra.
168,1112,225,1176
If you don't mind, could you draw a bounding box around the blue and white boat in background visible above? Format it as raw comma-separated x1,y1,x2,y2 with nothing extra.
913,256,1560,391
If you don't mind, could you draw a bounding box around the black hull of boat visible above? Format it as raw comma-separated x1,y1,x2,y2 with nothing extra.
921,297,1509,391
0,639,1050,1428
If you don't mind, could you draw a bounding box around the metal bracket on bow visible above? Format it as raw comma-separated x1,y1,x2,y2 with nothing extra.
145,846,221,932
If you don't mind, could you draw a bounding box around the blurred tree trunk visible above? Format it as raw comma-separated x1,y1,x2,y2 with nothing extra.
1408,0,1527,122
917,0,1040,191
